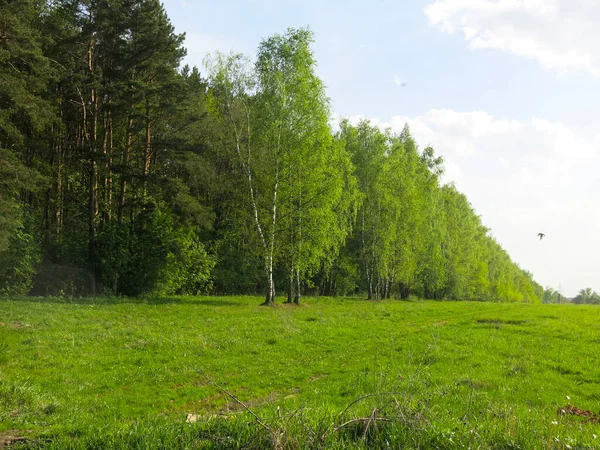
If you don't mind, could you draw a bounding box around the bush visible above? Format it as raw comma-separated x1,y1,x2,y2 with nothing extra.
0,217,40,296
97,204,215,296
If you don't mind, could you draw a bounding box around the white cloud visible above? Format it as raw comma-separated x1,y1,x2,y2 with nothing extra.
346,114,391,130
341,108,600,296
424,0,600,76
329,111,342,133
182,33,250,69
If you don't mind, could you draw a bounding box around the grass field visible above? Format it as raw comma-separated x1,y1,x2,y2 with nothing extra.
1,296,600,449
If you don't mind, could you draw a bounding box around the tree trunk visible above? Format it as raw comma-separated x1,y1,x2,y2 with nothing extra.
293,268,300,304
264,255,275,305
102,109,113,226
398,282,410,300
287,265,293,303
88,160,97,296
56,135,63,239
88,102,99,296
328,271,335,296
143,101,151,198
83,38,100,296
118,116,133,223
263,160,279,306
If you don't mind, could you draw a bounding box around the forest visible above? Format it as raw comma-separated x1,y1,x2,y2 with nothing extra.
0,0,544,303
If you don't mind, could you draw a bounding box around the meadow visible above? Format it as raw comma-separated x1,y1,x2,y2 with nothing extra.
1,296,599,449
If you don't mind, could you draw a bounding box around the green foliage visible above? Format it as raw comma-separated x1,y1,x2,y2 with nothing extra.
99,207,174,296
0,214,40,296
211,234,264,294
0,0,51,276
0,0,55,140
543,286,560,303
336,121,541,302
256,27,356,284
340,120,390,299
316,249,360,296
206,28,360,304
160,226,215,295
97,204,214,296
0,2,548,300
574,287,600,304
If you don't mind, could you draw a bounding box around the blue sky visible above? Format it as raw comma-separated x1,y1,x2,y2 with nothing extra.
162,0,600,297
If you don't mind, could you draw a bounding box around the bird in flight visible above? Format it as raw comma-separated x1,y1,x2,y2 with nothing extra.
538,233,545,240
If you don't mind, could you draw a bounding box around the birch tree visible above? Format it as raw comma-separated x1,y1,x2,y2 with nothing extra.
207,28,358,305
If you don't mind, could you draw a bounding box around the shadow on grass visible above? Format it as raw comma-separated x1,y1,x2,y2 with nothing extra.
0,295,248,307
1,294,421,306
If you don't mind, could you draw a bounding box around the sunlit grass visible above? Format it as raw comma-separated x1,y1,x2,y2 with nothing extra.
1,296,599,448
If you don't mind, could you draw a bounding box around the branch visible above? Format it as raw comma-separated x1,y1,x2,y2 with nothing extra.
338,392,403,417
362,408,377,441
320,414,391,441
334,416,391,432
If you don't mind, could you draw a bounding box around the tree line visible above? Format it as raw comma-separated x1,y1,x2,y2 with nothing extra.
543,288,600,304
0,0,544,303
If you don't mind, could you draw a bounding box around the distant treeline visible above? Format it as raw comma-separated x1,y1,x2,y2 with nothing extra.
0,0,543,302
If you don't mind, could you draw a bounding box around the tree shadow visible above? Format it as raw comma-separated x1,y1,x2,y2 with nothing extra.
0,295,247,307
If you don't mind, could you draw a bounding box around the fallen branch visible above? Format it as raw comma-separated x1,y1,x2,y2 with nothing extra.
320,414,392,440
334,415,391,433
361,408,378,441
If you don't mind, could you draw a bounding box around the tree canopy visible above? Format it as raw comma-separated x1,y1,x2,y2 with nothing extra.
0,1,545,303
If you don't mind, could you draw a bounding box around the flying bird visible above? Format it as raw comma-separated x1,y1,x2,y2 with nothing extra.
538,233,545,240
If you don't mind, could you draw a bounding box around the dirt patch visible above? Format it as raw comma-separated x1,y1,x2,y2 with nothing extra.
278,302,302,309
558,405,600,424
221,392,279,413
550,365,582,376
477,319,527,326
178,390,281,418
0,432,28,449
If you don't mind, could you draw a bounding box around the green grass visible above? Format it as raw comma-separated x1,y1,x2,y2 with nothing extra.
1,296,600,449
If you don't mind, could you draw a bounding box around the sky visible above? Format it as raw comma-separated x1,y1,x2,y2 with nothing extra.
161,0,600,297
